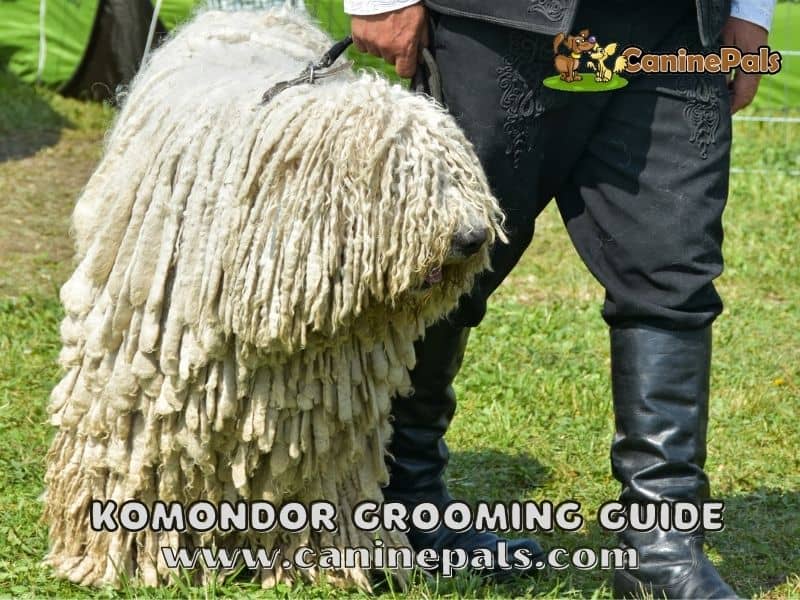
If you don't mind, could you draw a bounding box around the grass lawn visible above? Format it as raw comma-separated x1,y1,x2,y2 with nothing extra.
750,2,800,112
0,6,799,598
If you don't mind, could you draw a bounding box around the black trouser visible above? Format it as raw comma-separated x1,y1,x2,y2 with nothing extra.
431,0,732,332
386,3,733,582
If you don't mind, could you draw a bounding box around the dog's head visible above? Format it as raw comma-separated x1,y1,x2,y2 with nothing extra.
236,74,508,350
334,76,506,311
590,42,618,60
555,29,595,55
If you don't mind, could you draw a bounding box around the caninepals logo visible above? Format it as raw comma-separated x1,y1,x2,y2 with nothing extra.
543,28,783,92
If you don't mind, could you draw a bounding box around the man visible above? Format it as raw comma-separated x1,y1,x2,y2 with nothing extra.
344,0,774,597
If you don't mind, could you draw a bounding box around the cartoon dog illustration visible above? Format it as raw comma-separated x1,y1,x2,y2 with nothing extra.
553,29,596,82
587,42,628,83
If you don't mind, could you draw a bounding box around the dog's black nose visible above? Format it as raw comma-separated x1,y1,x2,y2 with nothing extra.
454,228,488,257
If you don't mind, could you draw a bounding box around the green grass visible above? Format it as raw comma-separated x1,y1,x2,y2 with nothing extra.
751,1,800,112
0,4,799,597
0,70,114,135
0,71,111,298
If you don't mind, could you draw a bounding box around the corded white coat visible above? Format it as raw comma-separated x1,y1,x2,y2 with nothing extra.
43,7,505,590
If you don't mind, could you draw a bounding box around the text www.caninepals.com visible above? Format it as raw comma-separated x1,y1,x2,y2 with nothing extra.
161,543,637,577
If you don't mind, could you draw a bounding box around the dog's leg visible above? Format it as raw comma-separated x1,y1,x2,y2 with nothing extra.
573,60,582,81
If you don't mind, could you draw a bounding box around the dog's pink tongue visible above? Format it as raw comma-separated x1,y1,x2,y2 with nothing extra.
425,267,443,285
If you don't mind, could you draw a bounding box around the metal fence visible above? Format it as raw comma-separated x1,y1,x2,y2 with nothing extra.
730,1,798,175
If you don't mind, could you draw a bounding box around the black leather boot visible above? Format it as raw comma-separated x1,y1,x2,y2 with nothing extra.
382,318,544,579
610,325,739,599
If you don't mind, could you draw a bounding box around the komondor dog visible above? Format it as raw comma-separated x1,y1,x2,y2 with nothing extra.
43,8,505,590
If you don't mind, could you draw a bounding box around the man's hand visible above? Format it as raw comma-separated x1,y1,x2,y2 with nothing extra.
721,16,769,114
351,4,429,78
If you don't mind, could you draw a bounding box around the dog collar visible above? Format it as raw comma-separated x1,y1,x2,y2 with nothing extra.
571,52,582,59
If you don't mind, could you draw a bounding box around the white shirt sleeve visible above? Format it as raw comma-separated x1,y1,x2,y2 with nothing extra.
343,0,421,15
344,0,776,31
730,0,777,32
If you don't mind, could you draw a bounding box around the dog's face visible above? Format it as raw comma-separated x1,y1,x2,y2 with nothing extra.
568,30,596,53
223,74,507,349
316,77,506,304
590,42,617,60
420,189,495,288
421,231,489,286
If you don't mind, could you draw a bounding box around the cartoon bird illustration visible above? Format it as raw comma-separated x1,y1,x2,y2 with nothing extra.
587,42,628,83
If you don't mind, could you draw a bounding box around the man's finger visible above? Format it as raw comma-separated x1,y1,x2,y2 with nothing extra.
730,72,761,114
420,21,430,49
364,41,381,58
395,47,419,78
352,35,367,53
350,21,370,52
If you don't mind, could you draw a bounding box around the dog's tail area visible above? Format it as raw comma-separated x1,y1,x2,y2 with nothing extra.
553,33,566,55
613,56,628,73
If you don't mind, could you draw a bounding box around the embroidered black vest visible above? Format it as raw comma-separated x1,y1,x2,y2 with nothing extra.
423,0,731,47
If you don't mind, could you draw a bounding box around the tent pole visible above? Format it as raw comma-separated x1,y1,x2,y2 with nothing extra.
36,0,47,83
143,0,164,64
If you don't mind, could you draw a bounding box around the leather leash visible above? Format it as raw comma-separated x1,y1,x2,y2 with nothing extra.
261,36,443,105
